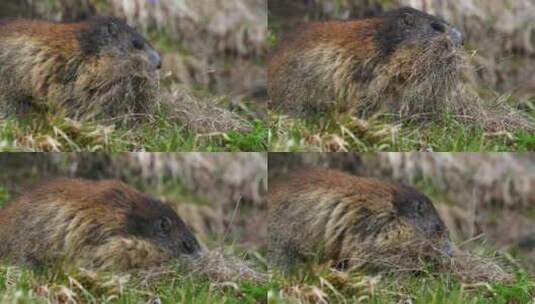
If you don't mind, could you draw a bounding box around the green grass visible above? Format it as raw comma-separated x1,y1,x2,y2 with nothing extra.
0,186,8,207
0,241,532,304
0,115,268,152
268,267,534,304
0,266,269,304
269,111,535,152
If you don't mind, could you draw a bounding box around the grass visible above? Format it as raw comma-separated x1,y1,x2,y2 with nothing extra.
5,258,530,304
268,110,535,152
268,263,534,304
0,265,270,304
0,115,268,152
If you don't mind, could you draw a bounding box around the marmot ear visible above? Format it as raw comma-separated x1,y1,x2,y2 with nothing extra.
400,13,415,27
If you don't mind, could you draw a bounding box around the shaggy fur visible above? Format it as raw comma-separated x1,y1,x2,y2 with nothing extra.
268,7,464,118
0,178,201,271
0,17,160,121
267,168,450,271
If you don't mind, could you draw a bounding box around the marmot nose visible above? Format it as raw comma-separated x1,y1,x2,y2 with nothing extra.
448,27,464,47
148,49,162,70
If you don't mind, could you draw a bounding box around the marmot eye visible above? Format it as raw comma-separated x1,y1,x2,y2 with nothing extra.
415,201,426,213
431,22,446,33
158,217,172,234
132,39,144,50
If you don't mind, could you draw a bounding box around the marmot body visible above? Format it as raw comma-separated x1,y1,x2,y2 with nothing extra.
268,7,464,117
0,17,161,120
0,179,201,271
268,168,450,270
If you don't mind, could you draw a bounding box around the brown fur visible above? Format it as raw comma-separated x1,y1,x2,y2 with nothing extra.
0,178,201,271
268,168,450,271
0,17,161,121
268,7,464,118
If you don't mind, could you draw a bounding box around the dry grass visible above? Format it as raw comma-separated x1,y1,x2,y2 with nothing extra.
184,250,267,284
269,112,401,152
162,88,251,133
0,249,266,303
341,239,514,284
269,242,524,304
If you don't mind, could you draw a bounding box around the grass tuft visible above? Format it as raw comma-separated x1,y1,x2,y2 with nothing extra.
269,108,535,152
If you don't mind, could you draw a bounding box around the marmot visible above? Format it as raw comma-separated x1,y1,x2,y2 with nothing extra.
0,178,201,271
0,17,161,120
268,168,450,271
268,7,464,118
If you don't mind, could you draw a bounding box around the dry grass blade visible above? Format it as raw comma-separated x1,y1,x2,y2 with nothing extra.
183,250,268,284
343,238,514,284
163,89,251,134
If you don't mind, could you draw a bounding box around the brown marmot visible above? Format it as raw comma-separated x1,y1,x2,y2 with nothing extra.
268,7,464,118
268,168,451,271
0,16,161,120
0,178,201,271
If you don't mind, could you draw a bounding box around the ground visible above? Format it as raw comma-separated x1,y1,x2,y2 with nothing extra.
0,114,268,152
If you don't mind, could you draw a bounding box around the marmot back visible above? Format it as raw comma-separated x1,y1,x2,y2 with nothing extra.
268,168,450,271
0,17,162,120
0,178,201,271
268,7,464,117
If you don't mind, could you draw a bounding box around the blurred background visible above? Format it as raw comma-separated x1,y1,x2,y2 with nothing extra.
269,0,535,106
0,153,267,254
0,0,268,119
269,153,535,273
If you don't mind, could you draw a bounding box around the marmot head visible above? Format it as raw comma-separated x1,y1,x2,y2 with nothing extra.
125,193,202,258
363,7,466,119
391,183,450,253
376,7,463,56
78,16,162,70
